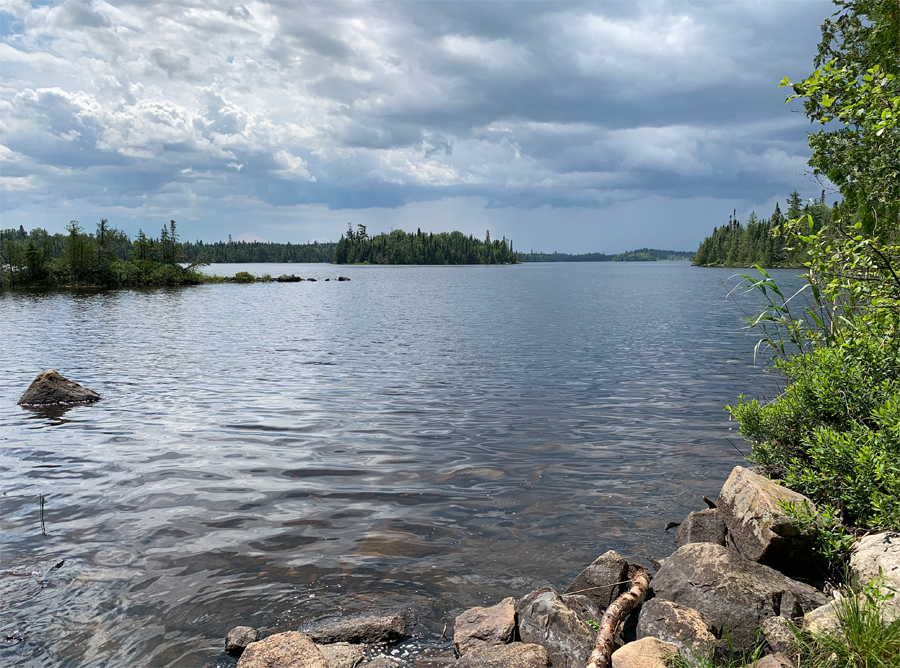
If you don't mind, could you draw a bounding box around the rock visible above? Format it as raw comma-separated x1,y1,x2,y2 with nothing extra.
515,587,597,668
318,643,365,668
338,276,351,281
610,637,678,668
362,659,402,668
674,509,726,548
18,370,101,406
850,532,900,588
238,631,328,668
563,550,629,610
454,597,517,655
276,274,303,282
650,543,826,651
304,612,408,644
635,598,715,657
307,278,317,282
456,643,551,668
803,591,900,634
716,466,816,573
759,616,795,655
741,655,795,668
226,626,260,656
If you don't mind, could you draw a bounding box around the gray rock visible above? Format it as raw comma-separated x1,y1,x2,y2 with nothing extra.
237,631,329,668
362,659,402,668
18,370,101,406
338,277,351,281
716,466,816,573
456,643,551,668
850,532,900,588
276,274,303,282
318,643,365,668
226,626,260,657
650,543,826,651
674,509,726,548
307,278,317,282
759,616,796,655
454,597,517,655
305,612,408,644
803,592,900,634
610,637,678,668
515,587,597,668
635,598,715,657
563,550,629,610
741,655,795,668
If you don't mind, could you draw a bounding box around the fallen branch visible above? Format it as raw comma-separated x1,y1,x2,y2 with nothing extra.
585,566,651,668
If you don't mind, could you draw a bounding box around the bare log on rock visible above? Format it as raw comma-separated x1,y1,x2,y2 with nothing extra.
584,566,651,668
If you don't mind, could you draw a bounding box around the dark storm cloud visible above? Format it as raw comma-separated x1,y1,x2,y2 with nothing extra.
0,0,833,247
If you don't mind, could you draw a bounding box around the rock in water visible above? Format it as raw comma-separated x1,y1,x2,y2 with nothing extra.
317,642,365,668
563,550,628,610
18,370,101,406
238,632,328,668
457,643,551,668
226,626,260,656
304,612,408,644
454,597,517,655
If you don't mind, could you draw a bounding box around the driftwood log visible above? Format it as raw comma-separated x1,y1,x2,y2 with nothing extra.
585,566,651,668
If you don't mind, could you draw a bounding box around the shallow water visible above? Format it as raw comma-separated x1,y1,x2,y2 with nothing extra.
0,262,803,667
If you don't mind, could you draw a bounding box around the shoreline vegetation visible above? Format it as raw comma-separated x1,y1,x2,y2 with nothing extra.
1,219,695,289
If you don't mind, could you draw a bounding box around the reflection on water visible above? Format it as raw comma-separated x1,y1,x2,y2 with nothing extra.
0,262,804,667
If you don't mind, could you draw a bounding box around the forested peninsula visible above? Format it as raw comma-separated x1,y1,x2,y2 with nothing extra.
693,191,833,267
520,248,694,262
333,225,519,264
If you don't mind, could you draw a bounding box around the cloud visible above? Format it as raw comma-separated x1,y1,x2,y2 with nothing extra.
0,0,833,249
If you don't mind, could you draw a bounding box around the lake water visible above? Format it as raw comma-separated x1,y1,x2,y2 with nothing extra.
0,262,804,667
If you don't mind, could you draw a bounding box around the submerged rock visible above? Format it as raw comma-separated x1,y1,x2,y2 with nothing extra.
237,631,328,668
226,626,260,656
454,597,517,655
650,543,825,651
18,370,101,406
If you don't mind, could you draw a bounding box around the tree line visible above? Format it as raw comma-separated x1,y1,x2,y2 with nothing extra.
0,220,204,288
333,225,519,264
692,191,834,267
180,238,335,263
520,248,694,262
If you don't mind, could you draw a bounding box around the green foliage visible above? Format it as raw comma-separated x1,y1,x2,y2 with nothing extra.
232,271,256,283
791,577,900,668
782,501,856,575
665,633,767,668
179,239,336,263
519,248,694,262
693,195,833,268
334,225,519,265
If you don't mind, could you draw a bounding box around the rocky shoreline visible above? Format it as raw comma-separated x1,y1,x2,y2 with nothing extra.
224,466,900,668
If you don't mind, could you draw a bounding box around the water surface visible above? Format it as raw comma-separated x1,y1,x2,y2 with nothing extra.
0,262,803,667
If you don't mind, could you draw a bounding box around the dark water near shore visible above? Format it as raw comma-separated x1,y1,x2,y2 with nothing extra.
0,262,804,667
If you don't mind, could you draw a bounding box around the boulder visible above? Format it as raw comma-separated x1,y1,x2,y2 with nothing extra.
226,626,260,656
741,655,795,668
456,643,551,668
563,550,629,610
803,591,900,634
759,616,795,655
650,543,826,651
515,587,597,668
674,509,726,548
338,277,351,281
716,466,816,573
238,631,328,668
18,370,101,406
307,278,317,282
318,643,365,668
610,637,677,668
304,612,408,644
276,274,303,282
635,599,714,657
362,659,401,668
454,597,517,655
850,532,900,588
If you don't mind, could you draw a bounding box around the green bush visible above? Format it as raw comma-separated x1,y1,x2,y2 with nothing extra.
729,333,900,533
232,271,255,283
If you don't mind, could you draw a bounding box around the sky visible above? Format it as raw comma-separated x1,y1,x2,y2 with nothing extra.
1,0,836,253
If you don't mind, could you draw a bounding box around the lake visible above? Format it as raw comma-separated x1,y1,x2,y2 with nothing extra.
0,262,804,667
